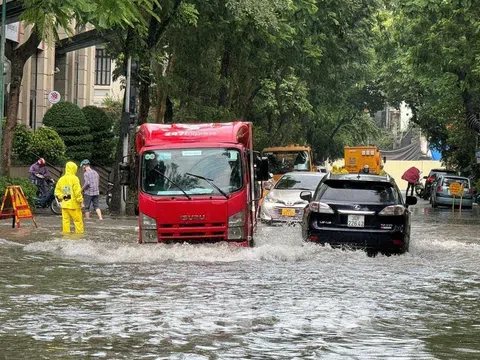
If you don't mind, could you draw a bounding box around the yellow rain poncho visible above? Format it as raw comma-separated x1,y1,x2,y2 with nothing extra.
55,161,84,234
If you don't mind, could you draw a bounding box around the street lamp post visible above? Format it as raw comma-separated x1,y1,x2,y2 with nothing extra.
0,0,7,176
0,0,7,175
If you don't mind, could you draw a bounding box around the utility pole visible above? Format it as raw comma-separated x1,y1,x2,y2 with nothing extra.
120,56,132,215
0,0,7,175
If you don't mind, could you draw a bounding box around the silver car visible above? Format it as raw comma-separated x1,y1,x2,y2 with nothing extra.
431,175,473,209
260,172,326,224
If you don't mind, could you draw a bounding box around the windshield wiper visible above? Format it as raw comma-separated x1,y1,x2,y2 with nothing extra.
186,173,229,199
154,169,191,200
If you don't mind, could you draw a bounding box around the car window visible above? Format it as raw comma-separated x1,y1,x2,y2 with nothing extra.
429,170,456,178
275,174,323,190
441,177,470,188
317,180,399,204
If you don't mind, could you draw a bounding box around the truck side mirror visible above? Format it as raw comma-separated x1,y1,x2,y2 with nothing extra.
119,162,131,186
256,157,269,181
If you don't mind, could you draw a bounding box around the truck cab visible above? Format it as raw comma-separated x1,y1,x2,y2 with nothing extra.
262,144,314,182
120,122,268,246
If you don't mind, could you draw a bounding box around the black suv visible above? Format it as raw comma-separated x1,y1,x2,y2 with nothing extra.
300,174,417,255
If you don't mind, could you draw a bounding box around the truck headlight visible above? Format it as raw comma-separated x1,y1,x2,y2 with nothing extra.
228,211,245,240
140,212,157,243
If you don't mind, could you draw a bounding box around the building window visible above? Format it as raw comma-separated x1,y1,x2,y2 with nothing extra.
95,48,111,86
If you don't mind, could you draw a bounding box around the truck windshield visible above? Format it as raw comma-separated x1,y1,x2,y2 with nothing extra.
263,151,310,174
141,148,243,196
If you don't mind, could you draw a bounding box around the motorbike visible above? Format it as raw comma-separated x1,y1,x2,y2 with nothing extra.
32,176,61,215
415,180,425,198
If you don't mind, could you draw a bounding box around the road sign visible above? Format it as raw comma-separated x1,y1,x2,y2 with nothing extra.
0,186,37,228
48,90,61,104
449,182,463,196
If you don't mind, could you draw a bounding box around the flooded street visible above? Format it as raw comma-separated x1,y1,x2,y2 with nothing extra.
1,203,479,359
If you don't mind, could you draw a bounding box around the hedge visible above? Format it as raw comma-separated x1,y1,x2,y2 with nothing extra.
43,102,93,161
82,106,115,165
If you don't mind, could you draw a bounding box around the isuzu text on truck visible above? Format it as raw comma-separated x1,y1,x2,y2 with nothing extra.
119,122,269,246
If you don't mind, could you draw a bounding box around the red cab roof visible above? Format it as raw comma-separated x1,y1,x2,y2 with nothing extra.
136,122,251,151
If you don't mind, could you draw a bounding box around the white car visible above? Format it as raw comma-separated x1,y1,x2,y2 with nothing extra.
260,172,326,224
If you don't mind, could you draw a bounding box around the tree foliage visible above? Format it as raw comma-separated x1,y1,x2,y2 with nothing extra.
378,0,480,174
111,0,385,162
1,0,162,176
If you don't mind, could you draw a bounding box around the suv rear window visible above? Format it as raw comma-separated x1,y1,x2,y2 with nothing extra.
429,169,456,177
317,180,399,204
441,177,470,188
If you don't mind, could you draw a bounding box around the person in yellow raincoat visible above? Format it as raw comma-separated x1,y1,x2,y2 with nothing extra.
54,161,84,234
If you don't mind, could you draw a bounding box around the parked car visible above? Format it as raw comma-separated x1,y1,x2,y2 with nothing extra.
260,172,326,224
430,175,473,209
300,173,417,255
423,168,457,200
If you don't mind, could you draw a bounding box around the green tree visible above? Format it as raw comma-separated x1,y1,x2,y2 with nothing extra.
378,1,480,172
1,0,160,176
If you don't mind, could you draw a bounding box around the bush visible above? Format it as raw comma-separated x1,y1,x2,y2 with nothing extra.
12,125,66,165
0,176,38,210
82,106,115,165
43,102,93,160
28,127,67,165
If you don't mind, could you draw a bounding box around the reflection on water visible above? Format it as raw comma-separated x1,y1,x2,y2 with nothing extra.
0,206,479,359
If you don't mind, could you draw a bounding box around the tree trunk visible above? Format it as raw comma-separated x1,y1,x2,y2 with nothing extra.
461,89,480,133
218,39,232,108
2,29,40,177
155,53,175,124
137,69,151,125
1,60,23,176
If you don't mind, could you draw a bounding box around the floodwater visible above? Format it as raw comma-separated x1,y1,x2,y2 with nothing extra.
1,203,479,359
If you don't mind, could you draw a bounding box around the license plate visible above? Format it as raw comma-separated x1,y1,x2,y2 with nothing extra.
281,208,296,216
347,215,365,228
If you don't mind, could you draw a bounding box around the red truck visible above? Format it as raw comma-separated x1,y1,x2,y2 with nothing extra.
119,122,269,246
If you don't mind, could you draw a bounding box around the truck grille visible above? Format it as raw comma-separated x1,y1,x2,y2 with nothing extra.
157,222,227,242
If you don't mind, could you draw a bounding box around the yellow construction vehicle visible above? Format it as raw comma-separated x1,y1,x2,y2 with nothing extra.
262,144,315,182
344,146,385,174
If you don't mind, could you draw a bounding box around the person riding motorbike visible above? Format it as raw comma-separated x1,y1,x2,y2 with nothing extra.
29,158,51,196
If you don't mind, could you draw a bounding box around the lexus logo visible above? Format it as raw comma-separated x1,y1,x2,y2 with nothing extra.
285,201,293,206
180,214,206,221
353,205,361,210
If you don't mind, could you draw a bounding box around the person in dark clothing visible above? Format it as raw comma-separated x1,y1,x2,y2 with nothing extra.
402,167,420,198
29,158,50,195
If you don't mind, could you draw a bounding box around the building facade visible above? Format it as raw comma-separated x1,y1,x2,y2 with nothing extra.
3,21,124,130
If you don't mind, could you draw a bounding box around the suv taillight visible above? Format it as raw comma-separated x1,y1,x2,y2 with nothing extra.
436,185,442,192
427,177,434,182
379,205,406,216
310,201,334,214
468,188,472,194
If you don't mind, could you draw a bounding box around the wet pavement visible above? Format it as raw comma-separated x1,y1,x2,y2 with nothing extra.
0,201,479,359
